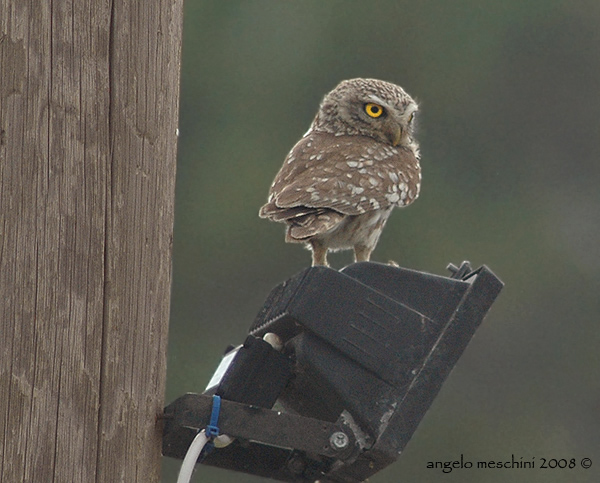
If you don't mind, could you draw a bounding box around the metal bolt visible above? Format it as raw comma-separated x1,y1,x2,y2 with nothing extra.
286,455,305,475
330,431,349,450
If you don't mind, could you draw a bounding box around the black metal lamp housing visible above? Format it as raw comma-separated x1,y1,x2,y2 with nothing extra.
162,261,503,482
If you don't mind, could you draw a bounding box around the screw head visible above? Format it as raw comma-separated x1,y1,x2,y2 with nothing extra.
330,431,349,450
286,455,305,475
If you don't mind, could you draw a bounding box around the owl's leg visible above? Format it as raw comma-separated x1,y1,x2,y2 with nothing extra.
353,245,372,263
309,240,329,266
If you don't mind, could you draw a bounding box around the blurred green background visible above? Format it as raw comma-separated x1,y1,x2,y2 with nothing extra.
162,1,600,482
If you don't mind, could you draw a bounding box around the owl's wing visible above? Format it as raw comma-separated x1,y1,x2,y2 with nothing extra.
261,131,420,218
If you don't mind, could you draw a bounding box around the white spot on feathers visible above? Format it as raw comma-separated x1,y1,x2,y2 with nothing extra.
386,192,400,203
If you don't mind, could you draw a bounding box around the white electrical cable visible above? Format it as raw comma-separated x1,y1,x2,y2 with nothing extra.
176,429,209,483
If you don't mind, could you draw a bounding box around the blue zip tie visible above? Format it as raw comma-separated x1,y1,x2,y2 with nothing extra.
205,395,221,439
199,395,221,461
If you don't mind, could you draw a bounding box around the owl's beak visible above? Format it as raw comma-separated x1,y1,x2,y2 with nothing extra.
387,123,403,147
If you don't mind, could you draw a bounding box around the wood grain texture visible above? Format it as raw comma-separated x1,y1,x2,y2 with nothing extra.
0,0,183,481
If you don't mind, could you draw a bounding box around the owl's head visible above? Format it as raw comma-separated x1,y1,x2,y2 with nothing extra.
311,78,419,152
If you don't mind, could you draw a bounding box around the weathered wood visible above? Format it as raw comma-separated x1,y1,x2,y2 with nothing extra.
0,1,183,481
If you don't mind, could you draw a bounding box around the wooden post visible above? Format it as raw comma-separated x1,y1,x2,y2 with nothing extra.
0,1,183,481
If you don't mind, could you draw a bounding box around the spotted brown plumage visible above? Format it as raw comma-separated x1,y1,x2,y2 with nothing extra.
259,78,421,266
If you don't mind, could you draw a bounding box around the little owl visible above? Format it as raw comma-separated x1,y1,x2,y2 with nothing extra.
259,78,421,266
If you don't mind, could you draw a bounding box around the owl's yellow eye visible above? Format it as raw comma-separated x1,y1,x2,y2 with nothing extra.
408,112,415,123
364,103,384,118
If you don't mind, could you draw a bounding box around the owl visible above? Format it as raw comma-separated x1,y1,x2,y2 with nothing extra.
259,78,421,266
